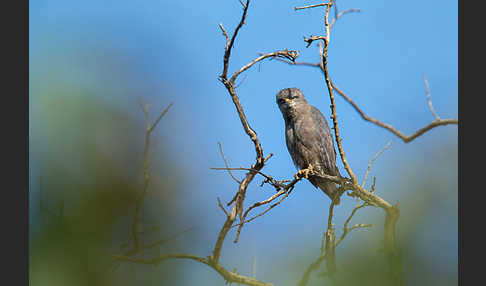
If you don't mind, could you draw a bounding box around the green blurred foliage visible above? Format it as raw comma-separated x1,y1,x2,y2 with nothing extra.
29,73,188,285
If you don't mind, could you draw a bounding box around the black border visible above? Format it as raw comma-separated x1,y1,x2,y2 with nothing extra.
4,0,29,284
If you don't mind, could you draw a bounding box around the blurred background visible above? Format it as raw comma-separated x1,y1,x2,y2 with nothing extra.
29,0,457,285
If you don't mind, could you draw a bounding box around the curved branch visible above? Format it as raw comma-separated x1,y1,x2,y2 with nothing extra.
114,254,272,286
332,83,458,143
267,56,458,144
221,0,250,80
229,50,299,84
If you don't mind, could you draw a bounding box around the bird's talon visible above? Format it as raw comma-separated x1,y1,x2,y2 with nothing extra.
294,164,314,179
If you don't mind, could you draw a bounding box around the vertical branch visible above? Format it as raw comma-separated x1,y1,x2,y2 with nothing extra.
298,2,405,285
221,0,251,80
131,102,173,252
325,200,337,283
321,1,358,185
384,204,402,286
211,204,237,263
423,74,441,120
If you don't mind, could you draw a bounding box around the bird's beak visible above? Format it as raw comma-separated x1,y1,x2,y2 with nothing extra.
284,98,291,104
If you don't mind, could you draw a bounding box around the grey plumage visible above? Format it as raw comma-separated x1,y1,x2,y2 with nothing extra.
276,87,341,204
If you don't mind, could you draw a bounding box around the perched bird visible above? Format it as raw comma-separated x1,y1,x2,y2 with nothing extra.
276,87,342,204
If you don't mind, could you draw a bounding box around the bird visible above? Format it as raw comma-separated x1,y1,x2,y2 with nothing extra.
276,87,342,204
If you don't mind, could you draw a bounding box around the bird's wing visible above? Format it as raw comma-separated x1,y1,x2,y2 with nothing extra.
294,105,339,176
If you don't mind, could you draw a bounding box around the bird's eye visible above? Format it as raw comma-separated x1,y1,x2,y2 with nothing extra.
290,95,298,100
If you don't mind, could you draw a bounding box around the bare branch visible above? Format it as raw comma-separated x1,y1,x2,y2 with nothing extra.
362,141,392,188
131,102,173,252
233,187,294,243
114,253,272,286
371,176,377,193
150,102,174,133
303,35,328,48
335,202,371,247
332,83,458,143
267,48,458,145
298,255,326,286
221,0,250,80
229,50,299,84
329,8,361,29
423,74,441,120
305,0,358,185
211,167,344,186
295,2,330,11
218,23,230,51
238,0,246,9
298,198,338,286
218,142,241,184
217,197,230,217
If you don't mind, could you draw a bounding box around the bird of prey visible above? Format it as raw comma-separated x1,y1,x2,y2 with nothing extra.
276,87,342,204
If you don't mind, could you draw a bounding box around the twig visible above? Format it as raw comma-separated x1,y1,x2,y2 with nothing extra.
218,24,230,51
295,3,330,11
362,141,392,188
238,0,246,9
150,102,174,133
332,83,458,143
267,51,458,144
217,197,230,217
221,0,250,80
120,227,195,258
229,50,299,84
131,101,173,252
211,167,344,185
423,74,441,120
233,187,294,243
335,202,371,246
218,142,241,184
329,8,361,29
371,176,377,193
114,253,272,286
324,201,337,282
298,199,338,286
305,0,358,184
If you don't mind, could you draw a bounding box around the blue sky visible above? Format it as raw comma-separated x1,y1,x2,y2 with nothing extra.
30,1,457,285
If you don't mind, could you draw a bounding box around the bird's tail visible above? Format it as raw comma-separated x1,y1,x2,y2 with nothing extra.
318,180,341,205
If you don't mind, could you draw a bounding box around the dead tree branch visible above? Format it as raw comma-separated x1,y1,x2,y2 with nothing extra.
330,8,361,29
267,50,458,144
295,3,330,11
362,141,392,188
113,253,272,286
218,142,241,184
297,1,405,284
332,83,457,143
131,101,173,252
298,0,358,185
214,1,299,272
423,74,441,120
335,202,371,247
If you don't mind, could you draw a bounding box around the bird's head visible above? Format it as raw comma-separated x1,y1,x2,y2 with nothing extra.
276,87,308,119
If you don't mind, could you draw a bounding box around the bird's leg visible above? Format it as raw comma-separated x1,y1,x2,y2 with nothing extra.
294,164,314,179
